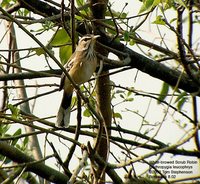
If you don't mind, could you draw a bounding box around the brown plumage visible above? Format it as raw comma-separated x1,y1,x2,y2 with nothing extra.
56,34,99,127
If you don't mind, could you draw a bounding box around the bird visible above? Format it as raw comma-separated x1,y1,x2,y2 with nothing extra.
56,34,100,127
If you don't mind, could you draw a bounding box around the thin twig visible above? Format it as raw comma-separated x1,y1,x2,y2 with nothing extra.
113,127,198,168
68,146,88,183
63,93,81,171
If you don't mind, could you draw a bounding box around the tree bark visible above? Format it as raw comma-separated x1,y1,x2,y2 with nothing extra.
89,0,111,183
0,141,69,183
6,22,43,161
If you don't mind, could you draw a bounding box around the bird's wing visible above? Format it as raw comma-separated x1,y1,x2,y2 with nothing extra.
59,54,76,90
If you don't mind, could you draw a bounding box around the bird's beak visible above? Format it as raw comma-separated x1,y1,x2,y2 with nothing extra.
93,35,100,40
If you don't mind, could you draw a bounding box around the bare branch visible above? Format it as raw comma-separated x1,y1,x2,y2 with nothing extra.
0,141,69,183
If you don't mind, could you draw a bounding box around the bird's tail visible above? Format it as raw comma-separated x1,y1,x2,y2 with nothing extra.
56,92,72,127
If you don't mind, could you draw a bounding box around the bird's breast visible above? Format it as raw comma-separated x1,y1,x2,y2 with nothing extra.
69,56,97,85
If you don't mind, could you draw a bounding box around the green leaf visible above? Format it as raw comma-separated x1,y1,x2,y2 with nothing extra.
121,12,127,19
170,18,177,24
129,39,135,46
174,92,188,110
76,0,84,7
83,109,91,117
59,45,72,65
21,136,29,151
75,15,83,21
18,8,29,17
1,0,11,7
152,15,166,25
176,0,187,8
104,20,116,35
177,97,187,110
7,104,20,118
123,31,130,42
11,128,22,146
33,47,46,56
139,0,160,13
127,90,132,97
0,124,10,136
162,0,174,10
114,112,122,119
50,28,71,47
174,91,187,103
126,98,134,102
23,136,29,147
13,128,22,137
32,45,53,56
158,82,169,104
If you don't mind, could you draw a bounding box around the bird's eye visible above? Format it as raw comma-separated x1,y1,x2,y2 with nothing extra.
83,37,90,42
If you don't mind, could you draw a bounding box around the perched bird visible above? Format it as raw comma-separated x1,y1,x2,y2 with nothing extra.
56,34,99,127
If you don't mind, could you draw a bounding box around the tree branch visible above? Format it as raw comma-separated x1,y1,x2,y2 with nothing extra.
102,36,200,94
1,1,199,95
0,141,69,183
0,61,199,96
0,69,60,81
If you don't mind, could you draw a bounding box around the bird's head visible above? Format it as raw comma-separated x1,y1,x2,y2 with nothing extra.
76,34,100,52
